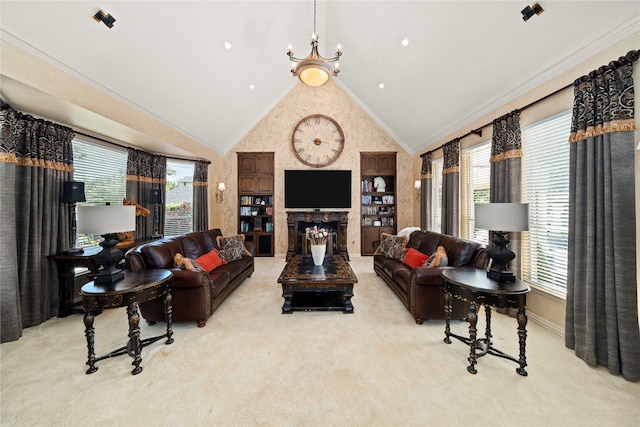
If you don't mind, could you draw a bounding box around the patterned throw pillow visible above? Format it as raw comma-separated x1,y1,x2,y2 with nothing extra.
216,235,252,262
374,233,407,261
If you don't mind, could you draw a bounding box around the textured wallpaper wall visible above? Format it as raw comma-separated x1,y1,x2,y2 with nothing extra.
221,80,413,255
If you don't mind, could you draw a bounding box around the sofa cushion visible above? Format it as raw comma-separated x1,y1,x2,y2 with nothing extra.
438,235,478,267
142,239,182,269
202,229,223,252
208,270,230,298
374,233,407,261
402,248,430,268
196,249,227,272
182,232,208,258
417,231,441,256
394,268,411,293
216,235,252,262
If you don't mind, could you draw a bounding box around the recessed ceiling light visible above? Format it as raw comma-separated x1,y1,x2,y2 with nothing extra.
378,82,385,89
249,84,255,90
401,38,409,47
223,40,232,50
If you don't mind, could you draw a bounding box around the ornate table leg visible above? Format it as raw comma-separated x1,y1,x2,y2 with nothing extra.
282,285,293,314
516,307,528,376
126,303,143,375
164,290,174,345
484,305,493,345
443,290,452,344
343,289,354,314
467,302,478,374
84,310,98,374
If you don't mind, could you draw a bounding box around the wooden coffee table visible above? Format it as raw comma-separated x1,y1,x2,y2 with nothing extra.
278,254,358,314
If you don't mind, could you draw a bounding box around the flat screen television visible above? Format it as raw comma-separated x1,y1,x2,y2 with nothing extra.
284,170,351,209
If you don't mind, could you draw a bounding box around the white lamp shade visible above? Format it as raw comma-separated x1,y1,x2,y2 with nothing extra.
77,206,136,235
218,182,226,192
414,180,421,189
475,203,529,232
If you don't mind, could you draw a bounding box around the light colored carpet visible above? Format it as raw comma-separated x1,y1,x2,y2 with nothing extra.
1,255,638,426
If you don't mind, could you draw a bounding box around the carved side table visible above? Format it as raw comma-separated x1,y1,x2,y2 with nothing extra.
79,269,174,375
442,268,530,376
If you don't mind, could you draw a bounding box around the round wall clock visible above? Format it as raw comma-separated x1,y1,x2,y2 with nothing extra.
291,114,345,168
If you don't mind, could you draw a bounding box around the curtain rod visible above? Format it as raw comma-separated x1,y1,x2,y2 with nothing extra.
75,131,211,164
420,49,639,158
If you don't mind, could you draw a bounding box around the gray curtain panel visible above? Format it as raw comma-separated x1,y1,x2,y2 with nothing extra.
565,51,640,382
490,110,523,278
193,160,209,231
442,139,460,236
0,103,74,342
419,152,432,231
126,148,166,240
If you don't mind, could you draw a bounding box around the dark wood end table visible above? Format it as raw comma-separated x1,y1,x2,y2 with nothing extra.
441,268,531,376
79,269,174,375
277,255,358,314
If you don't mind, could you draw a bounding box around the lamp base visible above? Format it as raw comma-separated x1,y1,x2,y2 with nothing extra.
64,247,85,256
93,233,125,285
486,231,517,284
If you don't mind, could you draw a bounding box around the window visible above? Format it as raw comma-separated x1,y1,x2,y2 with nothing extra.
165,160,194,237
461,142,491,244
521,110,571,295
430,158,443,233
72,138,127,246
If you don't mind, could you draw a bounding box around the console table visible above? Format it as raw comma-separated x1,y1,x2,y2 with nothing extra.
80,269,174,375
442,268,530,376
286,211,349,260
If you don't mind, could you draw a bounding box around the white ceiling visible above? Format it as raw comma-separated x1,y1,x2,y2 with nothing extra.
1,1,639,157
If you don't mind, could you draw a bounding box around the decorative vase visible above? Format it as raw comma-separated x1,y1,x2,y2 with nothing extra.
310,244,326,266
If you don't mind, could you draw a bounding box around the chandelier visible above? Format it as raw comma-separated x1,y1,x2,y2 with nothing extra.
287,0,342,87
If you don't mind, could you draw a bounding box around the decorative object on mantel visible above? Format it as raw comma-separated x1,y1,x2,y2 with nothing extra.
306,226,330,265
78,205,136,284
287,0,342,87
475,203,529,283
62,181,86,255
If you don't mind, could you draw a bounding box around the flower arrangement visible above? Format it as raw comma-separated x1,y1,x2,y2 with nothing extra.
306,226,330,245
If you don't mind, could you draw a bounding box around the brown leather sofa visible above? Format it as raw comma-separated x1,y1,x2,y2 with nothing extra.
125,229,254,327
374,230,488,324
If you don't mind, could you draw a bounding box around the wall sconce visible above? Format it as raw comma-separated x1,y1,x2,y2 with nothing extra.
62,181,86,254
414,180,421,201
216,183,225,203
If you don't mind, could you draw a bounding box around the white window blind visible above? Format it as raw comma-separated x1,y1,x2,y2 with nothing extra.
431,158,443,233
72,138,127,205
521,110,571,295
461,142,491,244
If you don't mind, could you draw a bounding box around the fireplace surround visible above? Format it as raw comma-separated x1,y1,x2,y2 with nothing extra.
286,211,349,260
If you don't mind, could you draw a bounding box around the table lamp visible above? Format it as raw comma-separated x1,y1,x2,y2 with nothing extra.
475,203,529,283
77,205,136,284
62,181,86,254
150,188,163,238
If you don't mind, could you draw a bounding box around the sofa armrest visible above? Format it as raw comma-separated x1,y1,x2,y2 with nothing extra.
168,268,211,289
244,241,255,256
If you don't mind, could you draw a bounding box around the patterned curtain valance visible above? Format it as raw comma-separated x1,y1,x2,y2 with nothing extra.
569,50,638,143
442,139,459,175
491,110,522,163
126,148,167,184
194,160,209,187
420,152,432,179
0,104,75,172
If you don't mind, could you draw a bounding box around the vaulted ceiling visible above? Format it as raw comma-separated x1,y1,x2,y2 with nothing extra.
1,1,638,157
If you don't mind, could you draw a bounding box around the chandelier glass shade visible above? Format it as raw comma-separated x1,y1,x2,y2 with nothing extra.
287,1,341,87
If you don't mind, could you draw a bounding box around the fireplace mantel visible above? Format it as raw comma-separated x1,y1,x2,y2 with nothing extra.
286,211,349,260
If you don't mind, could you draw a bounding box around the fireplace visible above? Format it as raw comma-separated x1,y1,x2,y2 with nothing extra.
286,211,349,260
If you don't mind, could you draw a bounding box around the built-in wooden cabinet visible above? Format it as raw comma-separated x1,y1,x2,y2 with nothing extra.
237,152,274,257
361,152,397,255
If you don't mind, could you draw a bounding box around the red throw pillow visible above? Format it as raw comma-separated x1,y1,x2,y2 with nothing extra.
195,249,227,273
402,248,430,269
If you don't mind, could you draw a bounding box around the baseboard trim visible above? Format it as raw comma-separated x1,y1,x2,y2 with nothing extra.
528,311,564,337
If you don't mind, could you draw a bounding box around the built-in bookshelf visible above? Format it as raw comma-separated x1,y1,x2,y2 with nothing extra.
237,152,274,256
360,152,397,255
